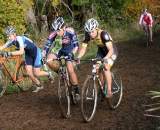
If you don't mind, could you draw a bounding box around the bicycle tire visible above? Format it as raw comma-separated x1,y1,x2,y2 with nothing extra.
144,26,150,47
0,69,9,97
153,22,160,36
16,62,32,91
108,71,123,109
58,72,71,118
81,75,98,122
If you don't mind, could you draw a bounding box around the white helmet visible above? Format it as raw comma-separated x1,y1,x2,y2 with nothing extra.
52,17,64,31
84,18,99,32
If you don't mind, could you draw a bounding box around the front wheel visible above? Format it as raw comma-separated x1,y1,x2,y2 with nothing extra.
81,75,98,122
0,69,10,97
58,72,71,118
108,71,123,109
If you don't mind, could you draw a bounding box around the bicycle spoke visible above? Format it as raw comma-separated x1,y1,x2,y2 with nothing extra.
58,73,71,118
81,75,97,122
108,72,123,109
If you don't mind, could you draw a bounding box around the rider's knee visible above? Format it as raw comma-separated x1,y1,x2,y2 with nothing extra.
34,72,40,77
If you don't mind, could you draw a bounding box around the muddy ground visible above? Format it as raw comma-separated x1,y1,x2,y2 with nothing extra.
0,36,160,130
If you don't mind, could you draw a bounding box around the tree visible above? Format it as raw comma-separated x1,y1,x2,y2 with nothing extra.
0,0,26,43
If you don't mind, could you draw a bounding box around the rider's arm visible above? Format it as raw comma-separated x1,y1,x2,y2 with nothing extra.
77,32,90,59
104,41,113,59
139,14,143,25
102,31,114,59
72,32,79,55
77,43,88,59
148,13,153,27
0,40,13,50
42,32,57,57
66,27,79,55
10,36,24,55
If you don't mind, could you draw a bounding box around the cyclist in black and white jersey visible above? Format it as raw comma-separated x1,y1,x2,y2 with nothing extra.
77,18,118,98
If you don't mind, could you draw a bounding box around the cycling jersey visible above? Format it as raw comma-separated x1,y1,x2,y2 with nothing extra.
4,36,42,67
139,13,153,26
83,29,118,61
43,27,79,56
51,38,62,55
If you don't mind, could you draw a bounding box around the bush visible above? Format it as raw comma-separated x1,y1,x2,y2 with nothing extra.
0,0,26,43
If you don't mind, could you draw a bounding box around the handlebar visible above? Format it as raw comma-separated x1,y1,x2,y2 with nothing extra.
81,58,105,62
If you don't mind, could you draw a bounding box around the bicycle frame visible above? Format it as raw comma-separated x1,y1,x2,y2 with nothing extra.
0,55,23,83
58,57,70,86
88,59,105,88
143,25,152,47
81,58,123,122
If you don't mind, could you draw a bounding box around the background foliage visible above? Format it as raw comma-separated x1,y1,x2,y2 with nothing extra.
0,0,160,45
0,0,26,44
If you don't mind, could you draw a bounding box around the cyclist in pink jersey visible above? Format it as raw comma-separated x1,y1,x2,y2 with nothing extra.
139,9,153,46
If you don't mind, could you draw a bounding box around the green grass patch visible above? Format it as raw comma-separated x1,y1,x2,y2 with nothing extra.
6,85,20,94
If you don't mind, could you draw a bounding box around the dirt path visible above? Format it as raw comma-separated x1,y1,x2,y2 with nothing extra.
0,39,160,130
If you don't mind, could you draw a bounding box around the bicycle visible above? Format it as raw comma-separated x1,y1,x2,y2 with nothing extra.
142,24,152,47
52,56,80,118
81,58,123,122
153,15,160,36
0,53,32,97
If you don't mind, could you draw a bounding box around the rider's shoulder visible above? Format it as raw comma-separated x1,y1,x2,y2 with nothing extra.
147,13,152,17
101,30,113,41
16,36,24,41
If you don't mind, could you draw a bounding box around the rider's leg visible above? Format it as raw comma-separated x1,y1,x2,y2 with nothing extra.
25,65,44,92
66,61,80,95
103,64,112,97
66,61,78,85
96,63,105,89
148,26,153,43
33,67,49,77
25,65,41,85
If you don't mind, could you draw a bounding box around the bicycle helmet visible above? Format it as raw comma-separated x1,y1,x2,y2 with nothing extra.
52,17,64,31
84,18,99,32
143,8,148,15
5,26,16,35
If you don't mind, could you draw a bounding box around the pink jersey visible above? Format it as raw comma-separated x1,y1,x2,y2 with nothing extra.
139,12,153,26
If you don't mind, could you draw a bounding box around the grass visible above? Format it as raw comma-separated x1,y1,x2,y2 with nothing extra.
6,85,20,94
144,91,160,118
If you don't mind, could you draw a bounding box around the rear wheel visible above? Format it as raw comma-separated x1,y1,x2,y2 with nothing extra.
144,26,151,47
16,62,32,91
108,71,123,109
81,75,98,122
58,72,71,118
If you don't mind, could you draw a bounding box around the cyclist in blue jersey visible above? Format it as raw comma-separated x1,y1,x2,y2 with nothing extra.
0,26,52,92
42,17,80,98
